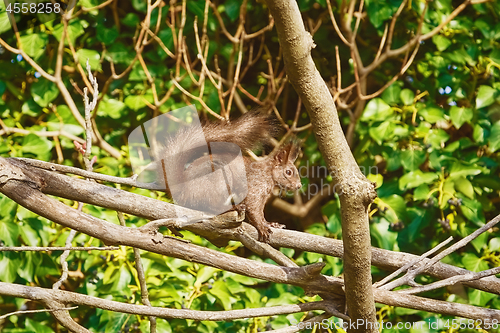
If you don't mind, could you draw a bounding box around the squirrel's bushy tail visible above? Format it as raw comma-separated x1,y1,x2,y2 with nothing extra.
154,110,278,214
202,111,279,151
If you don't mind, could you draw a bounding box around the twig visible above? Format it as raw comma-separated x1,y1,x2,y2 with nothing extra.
0,281,347,321
386,0,407,52
0,127,85,143
209,1,240,43
171,74,224,119
374,237,453,288
326,0,350,45
13,158,164,190
236,227,298,267
380,213,500,291
0,246,119,251
399,266,500,295
0,306,79,320
118,212,157,333
53,61,99,290
226,35,245,114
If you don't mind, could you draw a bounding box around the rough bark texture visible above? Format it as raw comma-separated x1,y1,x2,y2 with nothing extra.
264,0,378,331
2,158,500,323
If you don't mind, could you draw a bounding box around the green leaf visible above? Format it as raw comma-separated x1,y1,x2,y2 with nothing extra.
122,13,140,27
21,134,53,160
377,195,406,223
383,150,401,172
471,232,488,253
474,18,493,39
131,0,147,11
413,184,430,201
244,288,262,307
158,29,174,51
441,178,456,209
366,2,393,28
209,280,233,310
19,34,48,59
489,237,500,252
369,121,395,144
361,98,392,121
129,63,147,81
105,43,135,64
449,106,472,129
47,105,84,136
31,80,59,107
153,320,172,333
98,98,126,119
224,0,242,22
454,176,474,199
0,196,18,222
400,89,415,106
458,195,485,225
473,124,486,143
400,150,426,171
114,265,131,291
97,26,119,44
52,21,85,46
105,313,128,333
425,129,450,149
76,49,102,71
488,121,500,152
476,85,497,109
432,35,452,51
0,254,19,282
194,266,219,288
371,219,397,250
19,223,40,246
266,292,299,307
398,210,429,244
462,253,488,272
0,10,12,35
381,83,402,105
0,220,19,246
419,106,444,124
448,161,485,179
102,265,118,284
490,49,500,65
18,251,35,282
125,95,147,110
399,170,439,190
26,318,55,333
469,289,496,307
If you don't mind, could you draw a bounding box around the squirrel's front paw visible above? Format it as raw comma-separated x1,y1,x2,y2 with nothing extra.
268,222,286,229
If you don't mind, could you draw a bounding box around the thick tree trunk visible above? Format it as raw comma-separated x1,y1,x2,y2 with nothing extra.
264,0,378,331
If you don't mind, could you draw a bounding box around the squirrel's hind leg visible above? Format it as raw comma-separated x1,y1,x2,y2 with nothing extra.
245,210,273,243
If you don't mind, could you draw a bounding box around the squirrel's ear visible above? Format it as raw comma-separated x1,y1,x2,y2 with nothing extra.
288,143,300,162
275,141,300,163
275,148,288,164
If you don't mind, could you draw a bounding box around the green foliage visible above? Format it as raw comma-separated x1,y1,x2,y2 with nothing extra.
0,0,499,331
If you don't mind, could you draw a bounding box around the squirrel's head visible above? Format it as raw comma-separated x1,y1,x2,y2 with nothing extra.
272,140,302,191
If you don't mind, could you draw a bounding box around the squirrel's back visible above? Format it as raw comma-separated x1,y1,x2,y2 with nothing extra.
153,110,279,214
201,111,278,151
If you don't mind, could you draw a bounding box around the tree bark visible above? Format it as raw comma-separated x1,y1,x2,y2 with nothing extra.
264,0,378,331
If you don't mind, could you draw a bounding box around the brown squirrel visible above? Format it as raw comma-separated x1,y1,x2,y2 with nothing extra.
155,111,302,243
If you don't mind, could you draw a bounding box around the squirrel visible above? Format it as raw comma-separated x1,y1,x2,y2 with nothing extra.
154,111,302,243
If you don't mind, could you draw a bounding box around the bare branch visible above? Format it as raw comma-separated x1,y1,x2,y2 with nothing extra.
0,246,118,252
0,306,78,320
0,282,345,321
400,266,500,295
